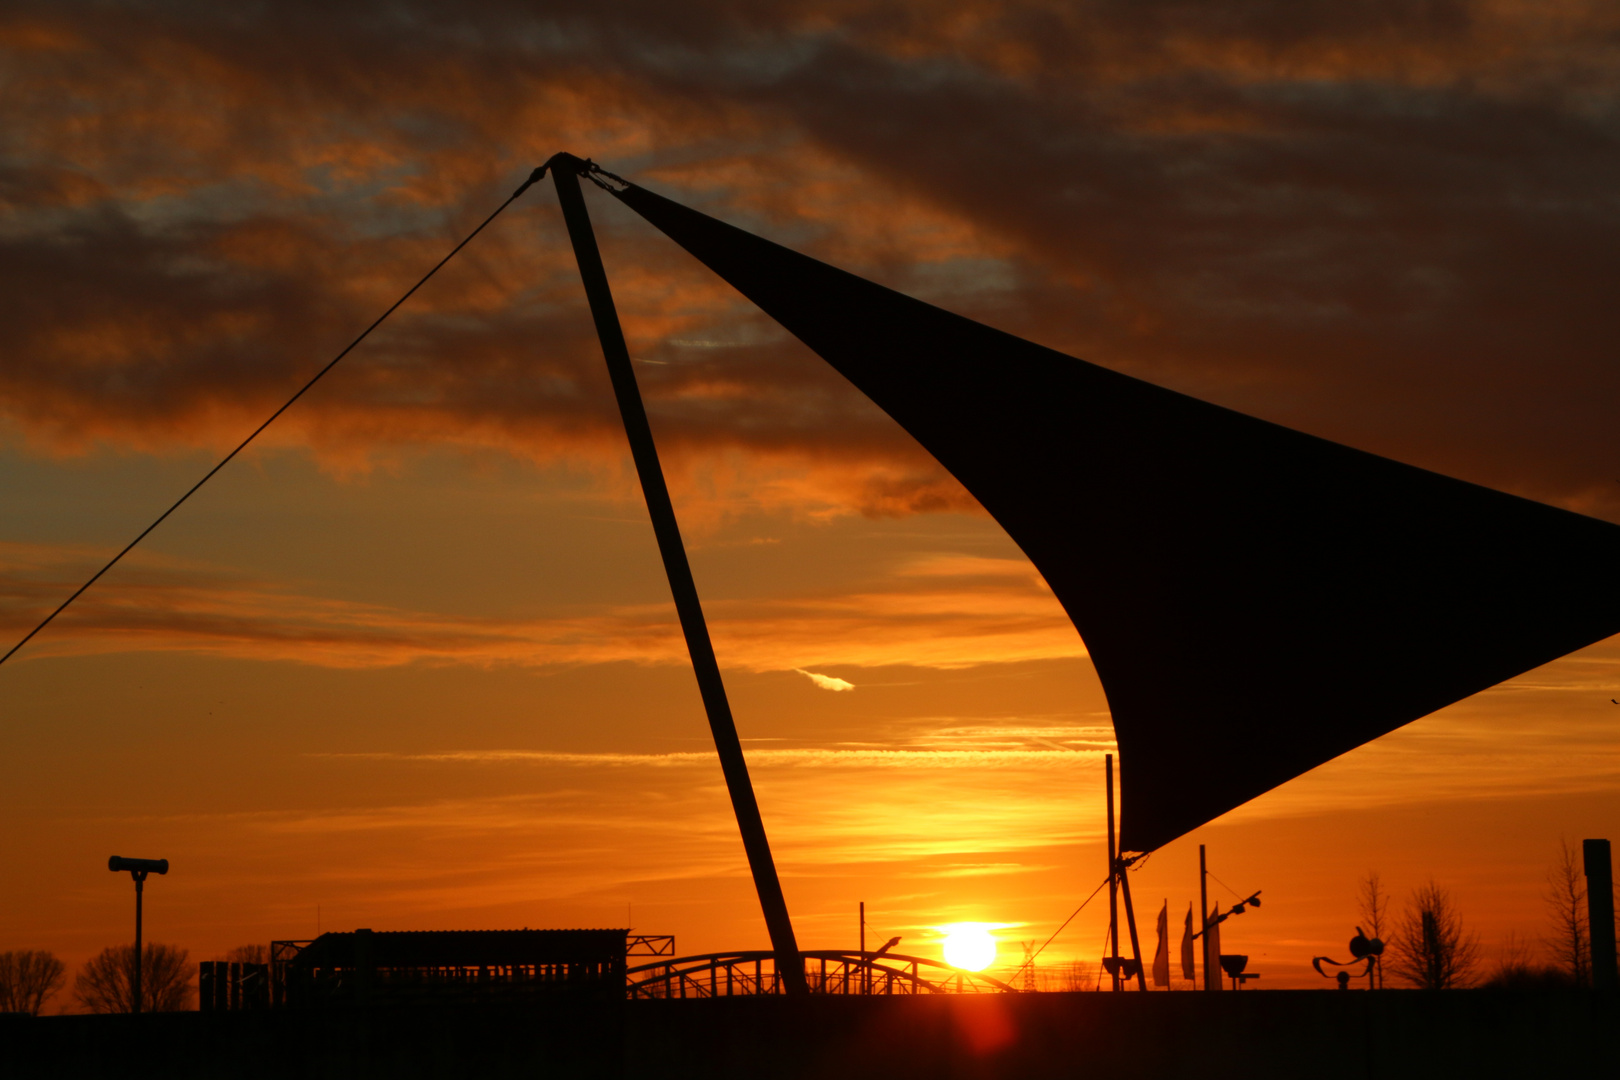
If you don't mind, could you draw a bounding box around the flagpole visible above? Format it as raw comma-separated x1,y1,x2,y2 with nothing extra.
1180,901,1195,989
1200,844,1216,990
549,154,807,995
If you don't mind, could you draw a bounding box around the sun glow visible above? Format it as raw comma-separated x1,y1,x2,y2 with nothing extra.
941,924,997,972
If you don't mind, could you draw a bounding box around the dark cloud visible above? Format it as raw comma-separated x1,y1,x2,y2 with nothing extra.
4,1,1619,517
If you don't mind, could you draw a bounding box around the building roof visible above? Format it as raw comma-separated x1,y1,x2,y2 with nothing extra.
291,929,630,969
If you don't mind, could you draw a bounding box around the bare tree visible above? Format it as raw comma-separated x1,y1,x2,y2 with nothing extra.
74,944,192,1013
1387,880,1482,989
224,944,267,965
0,950,67,1014
1495,929,1535,974
1357,870,1390,988
1543,839,1589,988
1482,930,1570,989
1055,959,1099,991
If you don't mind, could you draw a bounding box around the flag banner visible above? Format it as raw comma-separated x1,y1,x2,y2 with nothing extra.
1206,908,1223,991
1181,904,1195,982
613,179,1620,854
1152,900,1170,987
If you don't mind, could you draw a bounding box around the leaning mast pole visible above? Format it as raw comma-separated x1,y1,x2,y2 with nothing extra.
1105,753,1147,990
1107,753,1121,991
548,154,807,994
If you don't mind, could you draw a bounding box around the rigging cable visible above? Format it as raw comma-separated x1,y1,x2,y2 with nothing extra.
1008,872,1110,983
0,166,550,670
1206,869,1246,901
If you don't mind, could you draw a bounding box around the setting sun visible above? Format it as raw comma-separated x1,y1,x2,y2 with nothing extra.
941,924,998,972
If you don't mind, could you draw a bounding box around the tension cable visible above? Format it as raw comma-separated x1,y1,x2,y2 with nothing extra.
1009,872,1111,982
1206,868,1246,901
0,167,551,670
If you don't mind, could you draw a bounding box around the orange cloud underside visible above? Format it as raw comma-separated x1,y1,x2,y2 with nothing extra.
1,543,1081,670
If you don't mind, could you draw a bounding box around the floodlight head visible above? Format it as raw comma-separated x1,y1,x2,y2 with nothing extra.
1246,893,1262,908
109,856,168,875
1232,902,1246,915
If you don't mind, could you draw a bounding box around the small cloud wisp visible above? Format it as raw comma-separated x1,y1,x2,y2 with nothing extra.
795,668,855,692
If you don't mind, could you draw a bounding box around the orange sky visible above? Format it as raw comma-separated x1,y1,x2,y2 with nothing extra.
3,2,1619,1002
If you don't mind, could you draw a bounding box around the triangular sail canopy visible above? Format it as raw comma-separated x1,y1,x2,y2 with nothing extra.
611,181,1620,855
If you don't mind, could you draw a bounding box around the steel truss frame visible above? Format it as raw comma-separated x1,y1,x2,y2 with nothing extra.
626,950,1015,998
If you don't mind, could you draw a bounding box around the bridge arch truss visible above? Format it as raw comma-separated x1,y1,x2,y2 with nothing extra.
626,950,1015,998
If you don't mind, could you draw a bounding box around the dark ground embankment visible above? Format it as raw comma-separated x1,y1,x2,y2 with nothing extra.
4,989,1613,1079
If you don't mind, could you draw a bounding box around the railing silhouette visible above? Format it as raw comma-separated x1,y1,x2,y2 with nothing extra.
626,950,1015,998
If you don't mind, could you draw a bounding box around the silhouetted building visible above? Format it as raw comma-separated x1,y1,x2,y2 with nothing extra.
270,928,633,1007
199,961,269,1011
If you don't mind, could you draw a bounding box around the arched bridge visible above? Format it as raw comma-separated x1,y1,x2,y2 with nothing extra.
626,950,1016,998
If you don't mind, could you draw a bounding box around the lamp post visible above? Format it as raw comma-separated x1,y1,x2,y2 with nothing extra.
108,856,168,1014
1191,883,1263,990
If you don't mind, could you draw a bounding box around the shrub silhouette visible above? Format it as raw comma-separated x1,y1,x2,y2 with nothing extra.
0,950,67,1014
74,943,192,1013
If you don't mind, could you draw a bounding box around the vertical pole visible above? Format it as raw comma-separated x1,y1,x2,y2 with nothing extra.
1106,754,1120,991
860,901,868,995
549,158,806,995
1585,839,1617,989
1200,845,1215,991
132,873,144,1014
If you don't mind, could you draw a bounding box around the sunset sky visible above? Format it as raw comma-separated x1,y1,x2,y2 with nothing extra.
4,2,1620,1000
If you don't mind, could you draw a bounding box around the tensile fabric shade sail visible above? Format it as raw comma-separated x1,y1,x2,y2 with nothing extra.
610,181,1620,855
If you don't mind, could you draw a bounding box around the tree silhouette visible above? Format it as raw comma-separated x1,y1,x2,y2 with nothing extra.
1056,959,1099,992
1543,839,1589,987
73,944,192,1013
0,950,67,1014
1482,930,1571,989
1357,870,1390,988
224,944,267,965
1387,881,1481,989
